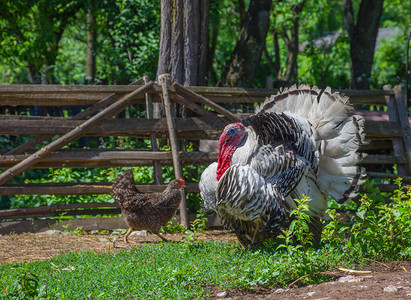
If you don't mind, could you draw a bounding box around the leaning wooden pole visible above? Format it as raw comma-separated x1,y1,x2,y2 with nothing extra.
0,81,154,186
159,74,189,228
6,78,145,155
173,82,242,122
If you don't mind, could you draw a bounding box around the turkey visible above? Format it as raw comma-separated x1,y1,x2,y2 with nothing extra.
199,85,365,245
112,169,185,243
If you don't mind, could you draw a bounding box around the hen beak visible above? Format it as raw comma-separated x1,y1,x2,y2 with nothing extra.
177,182,186,189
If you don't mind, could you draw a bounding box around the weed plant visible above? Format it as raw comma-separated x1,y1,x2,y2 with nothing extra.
0,180,409,299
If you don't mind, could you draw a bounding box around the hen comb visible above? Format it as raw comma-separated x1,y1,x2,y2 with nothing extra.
178,177,185,184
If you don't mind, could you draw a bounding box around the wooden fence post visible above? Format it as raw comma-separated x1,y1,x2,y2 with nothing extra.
144,76,163,184
0,81,154,186
159,74,189,228
383,85,408,176
393,85,411,175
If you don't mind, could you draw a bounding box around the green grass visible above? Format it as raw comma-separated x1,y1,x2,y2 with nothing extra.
0,241,376,299
0,180,410,299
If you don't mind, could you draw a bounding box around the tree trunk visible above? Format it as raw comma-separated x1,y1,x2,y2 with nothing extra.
207,1,220,85
183,1,199,85
157,0,209,118
344,0,384,89
26,63,38,84
219,0,272,87
157,0,208,86
281,1,305,82
198,0,209,86
263,13,281,81
282,21,298,82
157,0,171,79
170,0,184,84
155,1,210,220
238,0,247,27
86,10,97,83
272,28,281,78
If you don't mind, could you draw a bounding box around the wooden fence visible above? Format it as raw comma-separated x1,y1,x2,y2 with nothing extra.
0,77,410,233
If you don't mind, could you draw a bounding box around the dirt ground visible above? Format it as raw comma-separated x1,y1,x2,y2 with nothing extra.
0,230,409,299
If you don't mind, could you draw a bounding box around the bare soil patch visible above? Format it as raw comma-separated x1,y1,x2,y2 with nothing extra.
0,231,409,299
0,230,237,264
208,261,411,299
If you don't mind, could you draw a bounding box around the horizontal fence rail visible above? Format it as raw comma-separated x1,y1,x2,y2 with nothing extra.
0,81,410,228
0,151,407,169
0,117,404,138
0,83,393,106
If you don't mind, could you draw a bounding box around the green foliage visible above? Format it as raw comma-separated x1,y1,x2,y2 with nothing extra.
348,178,411,260
207,0,242,84
0,0,407,87
190,211,208,234
71,227,84,236
321,208,350,246
0,0,160,84
382,0,411,28
9,168,120,208
299,33,350,88
277,195,314,253
178,211,209,252
181,229,204,253
4,265,43,299
371,28,407,88
97,0,160,84
159,217,185,234
0,0,86,83
98,229,127,248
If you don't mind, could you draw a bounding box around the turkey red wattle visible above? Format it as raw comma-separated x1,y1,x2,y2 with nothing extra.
216,123,246,180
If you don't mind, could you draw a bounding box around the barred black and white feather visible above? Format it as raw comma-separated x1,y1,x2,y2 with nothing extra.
200,85,366,245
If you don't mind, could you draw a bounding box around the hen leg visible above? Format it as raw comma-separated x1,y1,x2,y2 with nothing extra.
155,233,168,242
123,227,133,243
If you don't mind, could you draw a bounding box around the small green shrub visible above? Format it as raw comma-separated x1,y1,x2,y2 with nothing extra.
5,266,44,299
277,195,314,253
321,208,349,246
159,217,185,234
71,227,84,236
348,178,411,260
190,211,208,234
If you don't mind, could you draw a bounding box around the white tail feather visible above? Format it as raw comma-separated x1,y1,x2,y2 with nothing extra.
257,85,365,215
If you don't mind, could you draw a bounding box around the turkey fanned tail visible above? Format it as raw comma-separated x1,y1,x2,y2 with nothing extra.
256,84,366,206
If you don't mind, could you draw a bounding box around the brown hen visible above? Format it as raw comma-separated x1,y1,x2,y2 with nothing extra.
112,169,185,243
